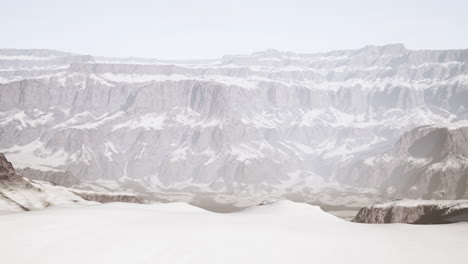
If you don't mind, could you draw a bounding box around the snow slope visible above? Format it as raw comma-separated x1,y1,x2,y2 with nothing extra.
0,201,467,264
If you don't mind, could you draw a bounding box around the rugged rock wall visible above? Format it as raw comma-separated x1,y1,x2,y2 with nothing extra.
0,153,33,189
353,200,468,224
72,191,145,204
0,153,15,179
18,167,80,187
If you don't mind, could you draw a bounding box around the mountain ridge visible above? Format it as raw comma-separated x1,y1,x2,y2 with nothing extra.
1,44,467,203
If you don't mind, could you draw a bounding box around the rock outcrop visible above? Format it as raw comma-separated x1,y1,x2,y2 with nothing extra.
17,167,80,187
0,153,144,212
0,153,88,212
72,190,145,204
0,153,35,191
0,153,16,179
353,200,468,224
13,167,145,204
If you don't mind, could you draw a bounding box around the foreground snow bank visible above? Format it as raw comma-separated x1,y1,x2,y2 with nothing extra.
1,201,467,264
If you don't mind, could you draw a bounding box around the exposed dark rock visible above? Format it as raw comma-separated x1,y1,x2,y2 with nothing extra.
0,153,33,189
72,191,145,204
0,153,16,179
353,200,468,224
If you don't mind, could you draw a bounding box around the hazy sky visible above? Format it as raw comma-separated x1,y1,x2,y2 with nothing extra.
1,0,467,59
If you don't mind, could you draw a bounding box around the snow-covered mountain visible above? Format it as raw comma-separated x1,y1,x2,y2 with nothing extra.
1,44,467,199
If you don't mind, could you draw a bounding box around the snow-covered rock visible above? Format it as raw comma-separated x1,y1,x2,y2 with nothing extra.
0,153,90,212
353,200,468,224
72,189,145,204
0,153,144,212
17,167,80,187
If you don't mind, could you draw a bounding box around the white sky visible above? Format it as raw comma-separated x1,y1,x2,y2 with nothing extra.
1,0,467,59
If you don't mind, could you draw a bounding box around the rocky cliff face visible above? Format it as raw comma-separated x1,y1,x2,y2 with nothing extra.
337,121,468,199
0,153,37,193
353,200,468,224
0,153,23,183
1,44,467,198
0,153,15,179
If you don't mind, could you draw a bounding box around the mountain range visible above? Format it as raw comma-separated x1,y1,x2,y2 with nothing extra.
1,44,467,205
